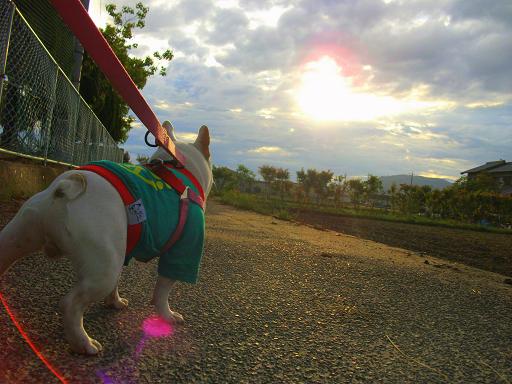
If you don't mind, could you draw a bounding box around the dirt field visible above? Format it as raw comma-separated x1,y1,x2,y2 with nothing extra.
292,209,512,278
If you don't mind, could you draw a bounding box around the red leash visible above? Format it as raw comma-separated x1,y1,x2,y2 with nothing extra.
0,292,68,383
50,0,185,166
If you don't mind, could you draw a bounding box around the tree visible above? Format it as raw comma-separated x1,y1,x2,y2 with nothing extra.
329,175,347,208
364,174,383,207
80,3,173,142
347,178,365,208
258,165,291,199
394,184,432,215
122,151,131,163
212,165,238,192
259,165,277,183
136,154,149,164
274,168,291,200
235,164,256,192
389,182,398,211
259,165,278,199
314,170,334,203
296,168,312,202
297,168,333,204
454,174,500,193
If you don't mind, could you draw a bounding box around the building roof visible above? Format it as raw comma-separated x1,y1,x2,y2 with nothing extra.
487,163,512,173
461,160,506,174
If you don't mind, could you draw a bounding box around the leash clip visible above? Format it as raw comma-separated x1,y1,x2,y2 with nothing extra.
144,131,159,147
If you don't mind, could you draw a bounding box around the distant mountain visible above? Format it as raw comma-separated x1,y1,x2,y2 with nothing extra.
379,175,452,192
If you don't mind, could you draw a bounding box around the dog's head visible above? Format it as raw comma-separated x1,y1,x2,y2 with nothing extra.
150,122,213,197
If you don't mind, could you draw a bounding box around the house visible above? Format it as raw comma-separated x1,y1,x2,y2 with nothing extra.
461,160,512,196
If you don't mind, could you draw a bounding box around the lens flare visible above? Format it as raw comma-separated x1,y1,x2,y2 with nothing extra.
142,316,174,338
96,370,116,384
134,315,175,358
98,315,175,383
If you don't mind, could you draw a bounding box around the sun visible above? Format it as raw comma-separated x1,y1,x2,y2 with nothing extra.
297,56,408,121
296,56,453,122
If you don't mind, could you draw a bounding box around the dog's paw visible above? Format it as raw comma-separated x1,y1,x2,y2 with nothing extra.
70,337,103,356
160,309,185,325
105,297,129,310
170,310,185,325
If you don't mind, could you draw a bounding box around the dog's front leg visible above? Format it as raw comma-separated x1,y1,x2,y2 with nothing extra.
151,276,185,324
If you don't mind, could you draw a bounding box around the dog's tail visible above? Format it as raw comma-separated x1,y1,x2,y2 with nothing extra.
52,173,87,201
0,173,87,278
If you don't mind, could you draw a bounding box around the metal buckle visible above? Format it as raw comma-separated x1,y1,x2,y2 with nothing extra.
144,131,159,147
149,158,164,166
163,158,184,169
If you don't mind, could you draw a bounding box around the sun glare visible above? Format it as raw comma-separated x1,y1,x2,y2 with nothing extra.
296,56,446,122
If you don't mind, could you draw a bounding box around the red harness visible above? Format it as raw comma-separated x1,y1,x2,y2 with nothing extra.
79,161,205,257
144,160,205,258
145,160,205,208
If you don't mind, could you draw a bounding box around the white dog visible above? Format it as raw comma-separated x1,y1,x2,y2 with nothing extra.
0,122,212,355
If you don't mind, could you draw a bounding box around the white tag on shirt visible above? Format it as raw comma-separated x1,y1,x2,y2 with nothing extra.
126,198,147,225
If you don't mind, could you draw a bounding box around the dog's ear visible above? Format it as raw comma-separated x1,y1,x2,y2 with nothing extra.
194,125,210,160
162,121,177,142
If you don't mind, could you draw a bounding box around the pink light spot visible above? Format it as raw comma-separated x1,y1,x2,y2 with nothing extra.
142,316,173,338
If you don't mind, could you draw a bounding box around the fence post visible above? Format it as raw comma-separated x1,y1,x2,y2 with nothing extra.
43,67,60,165
0,1,15,104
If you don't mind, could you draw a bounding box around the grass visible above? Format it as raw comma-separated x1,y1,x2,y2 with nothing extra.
214,191,512,234
215,190,296,221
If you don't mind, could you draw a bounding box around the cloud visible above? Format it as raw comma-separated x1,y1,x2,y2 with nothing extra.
248,146,287,154
92,0,511,180
130,121,145,130
418,171,458,181
376,121,449,141
465,101,505,109
206,8,249,45
177,133,198,142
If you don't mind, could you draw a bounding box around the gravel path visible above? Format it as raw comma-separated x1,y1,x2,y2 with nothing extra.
0,201,511,383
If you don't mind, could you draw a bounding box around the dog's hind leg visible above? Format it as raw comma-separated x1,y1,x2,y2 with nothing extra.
61,280,108,355
104,284,128,310
151,276,184,324
61,247,123,355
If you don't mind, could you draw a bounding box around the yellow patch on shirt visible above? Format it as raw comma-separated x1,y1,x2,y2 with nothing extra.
121,164,171,191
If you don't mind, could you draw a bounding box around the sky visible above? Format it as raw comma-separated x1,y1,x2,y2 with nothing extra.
89,0,512,181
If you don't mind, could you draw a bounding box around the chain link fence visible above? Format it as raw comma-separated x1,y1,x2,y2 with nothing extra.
0,0,123,165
